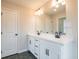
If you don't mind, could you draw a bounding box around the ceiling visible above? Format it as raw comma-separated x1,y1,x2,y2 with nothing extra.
2,0,50,11
2,0,66,14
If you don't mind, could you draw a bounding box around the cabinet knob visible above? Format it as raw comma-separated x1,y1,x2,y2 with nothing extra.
15,33,18,36
35,45,38,47
35,52,38,56
35,39,38,41
1,32,3,35
1,50,2,54
29,40,31,44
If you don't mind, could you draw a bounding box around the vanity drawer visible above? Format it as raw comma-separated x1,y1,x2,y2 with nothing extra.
34,48,40,59
35,40,39,44
34,46,40,59
35,39,39,43
34,45,39,52
34,44,39,51
34,52,39,59
35,39,39,41
35,44,39,48
34,39,40,47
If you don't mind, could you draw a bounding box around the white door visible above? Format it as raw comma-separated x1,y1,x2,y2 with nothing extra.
1,9,7,57
1,8,18,57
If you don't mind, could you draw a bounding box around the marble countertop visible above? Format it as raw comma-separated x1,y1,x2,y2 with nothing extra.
28,33,73,45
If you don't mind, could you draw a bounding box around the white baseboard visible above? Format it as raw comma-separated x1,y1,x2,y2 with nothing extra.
17,49,28,53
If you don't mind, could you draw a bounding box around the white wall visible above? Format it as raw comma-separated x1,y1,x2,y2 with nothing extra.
66,0,78,41
35,15,53,33
65,0,78,59
51,11,66,33
1,1,36,53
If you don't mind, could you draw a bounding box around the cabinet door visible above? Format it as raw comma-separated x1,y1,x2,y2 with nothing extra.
28,36,34,54
1,9,18,57
51,44,61,59
40,39,61,59
51,48,59,59
40,40,51,59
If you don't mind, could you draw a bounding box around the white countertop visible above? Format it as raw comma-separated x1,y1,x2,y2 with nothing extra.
28,33,73,45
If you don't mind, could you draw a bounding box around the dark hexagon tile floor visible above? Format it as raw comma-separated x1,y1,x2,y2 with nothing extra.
2,51,37,59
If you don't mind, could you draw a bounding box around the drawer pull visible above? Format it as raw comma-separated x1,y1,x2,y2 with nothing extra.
29,40,31,44
35,52,38,56
1,32,3,35
35,45,38,47
45,49,49,56
15,33,18,36
35,40,38,41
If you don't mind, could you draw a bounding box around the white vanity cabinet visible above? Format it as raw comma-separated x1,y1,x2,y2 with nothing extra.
40,39,62,59
27,35,68,59
40,39,51,59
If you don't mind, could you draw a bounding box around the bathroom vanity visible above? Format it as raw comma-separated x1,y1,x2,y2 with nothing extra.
27,2,73,59
27,33,72,59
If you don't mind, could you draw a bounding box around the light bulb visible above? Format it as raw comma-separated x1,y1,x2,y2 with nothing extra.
56,4,59,8
51,0,57,7
35,9,43,16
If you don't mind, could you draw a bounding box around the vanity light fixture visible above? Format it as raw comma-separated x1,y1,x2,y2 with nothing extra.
58,0,62,3
35,9,43,16
51,0,57,7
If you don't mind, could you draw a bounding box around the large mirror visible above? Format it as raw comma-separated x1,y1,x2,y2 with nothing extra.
58,17,66,34
35,0,66,34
